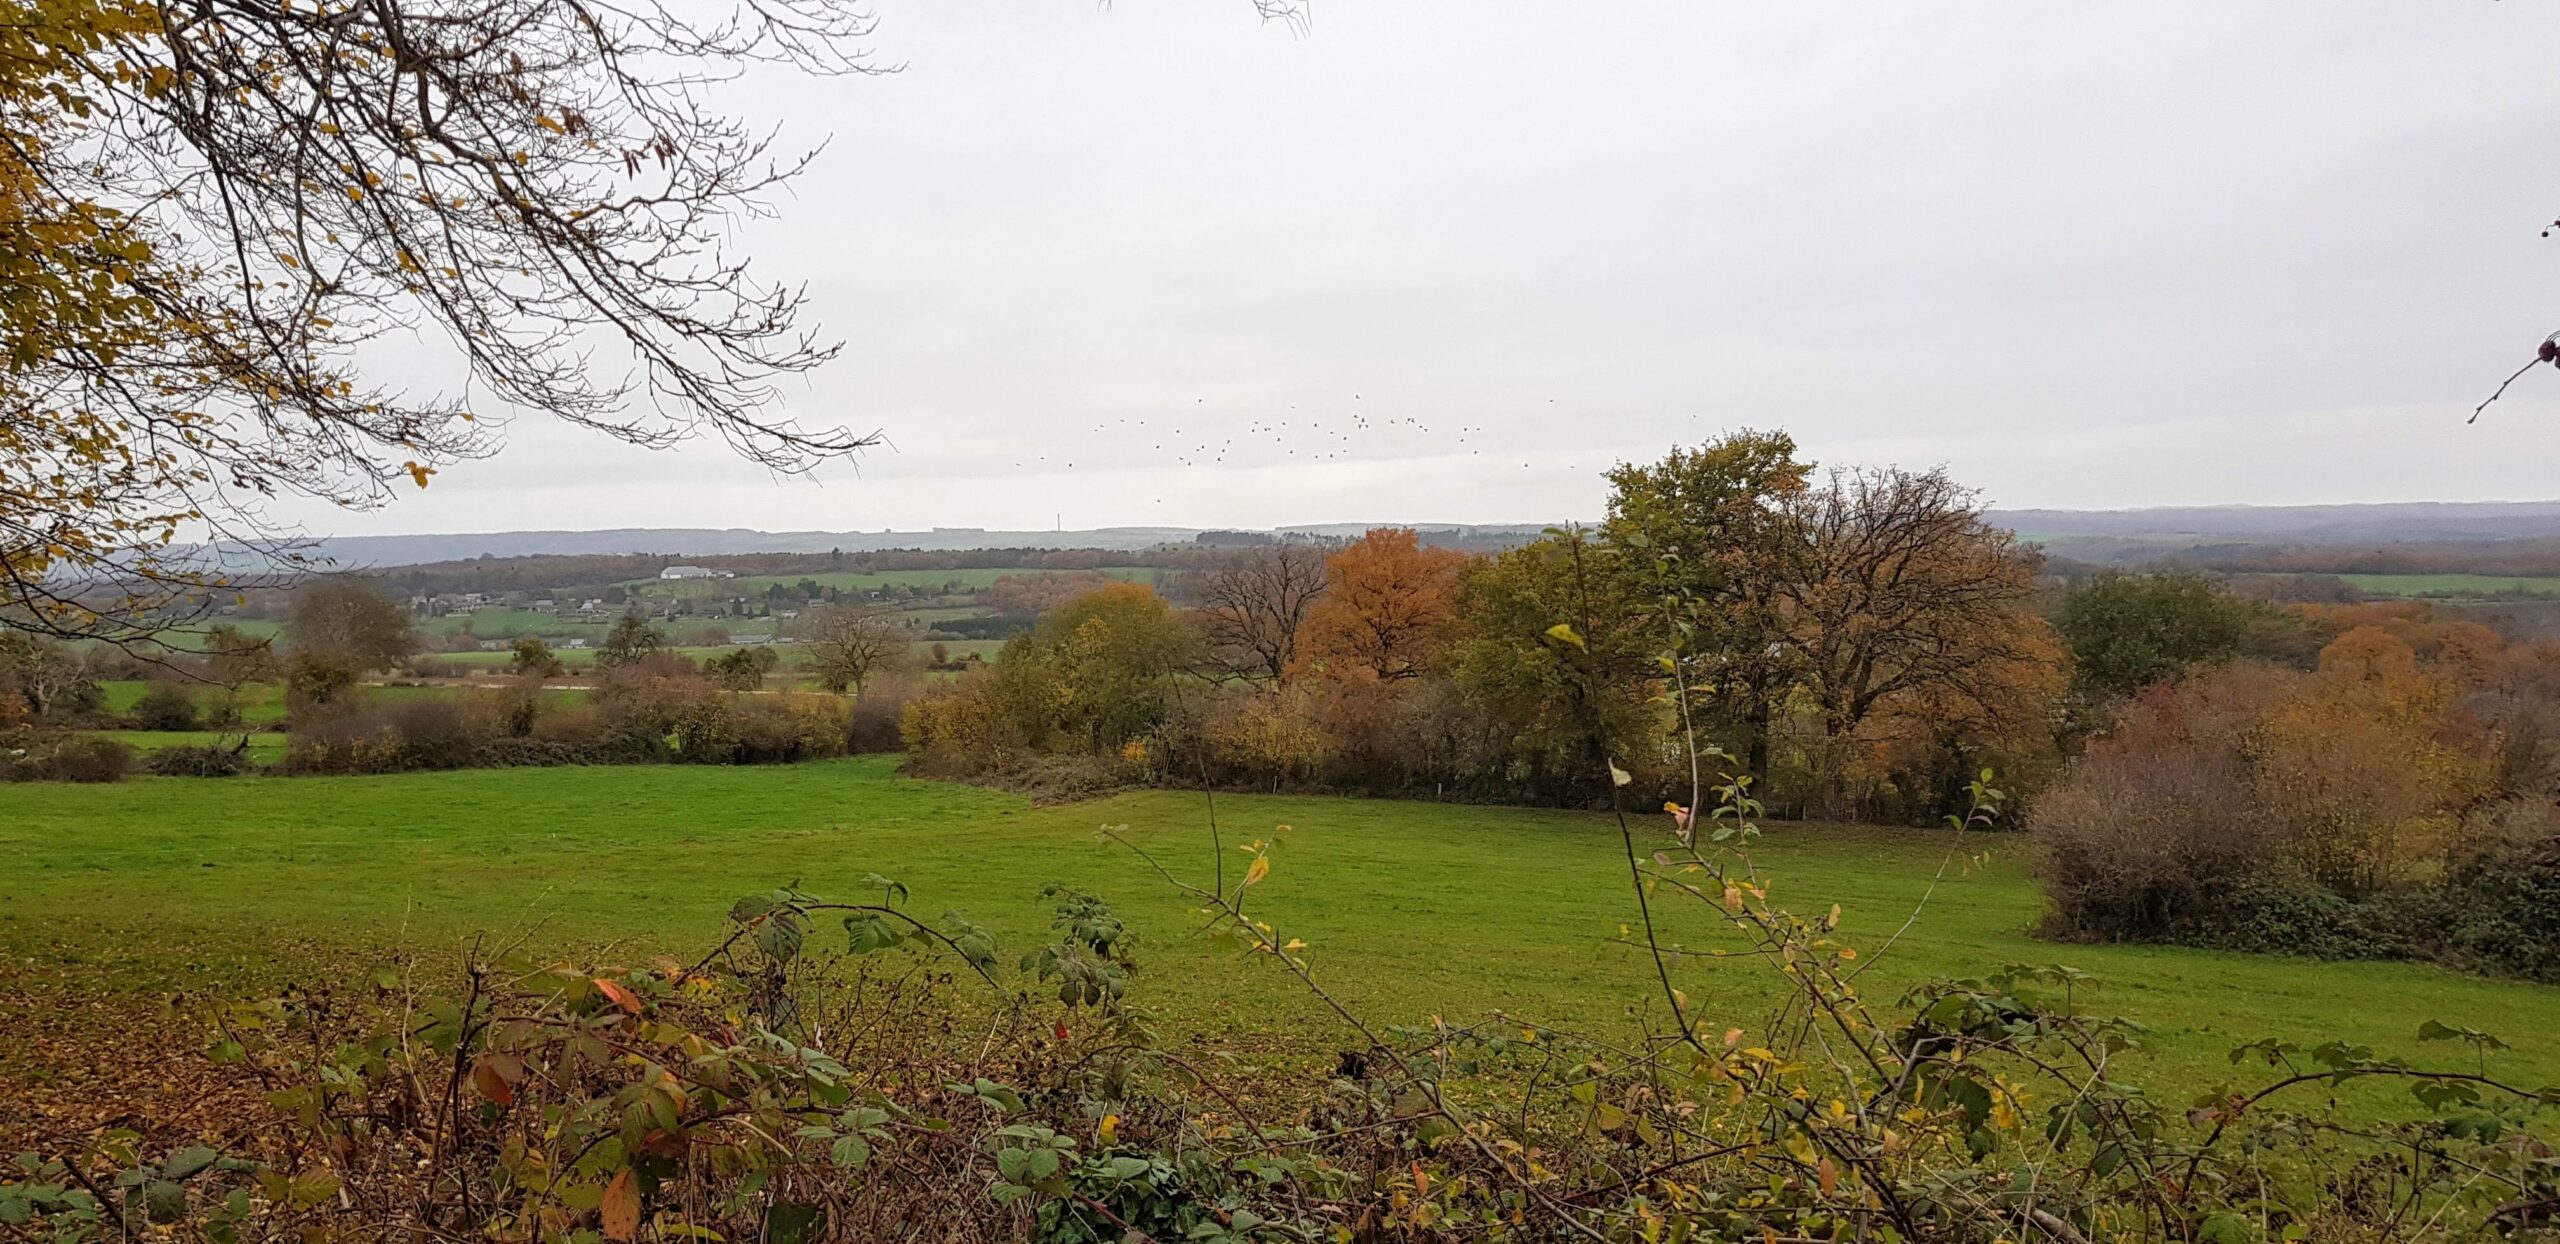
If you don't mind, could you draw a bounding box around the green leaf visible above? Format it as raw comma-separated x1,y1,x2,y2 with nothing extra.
830,1135,871,1168
142,1180,187,1224
765,1200,826,1244
164,1146,220,1181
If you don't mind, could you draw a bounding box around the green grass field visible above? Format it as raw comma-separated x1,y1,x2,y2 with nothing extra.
2339,572,2560,598
3,759,2552,1104
91,730,292,765
417,609,625,639
102,680,288,723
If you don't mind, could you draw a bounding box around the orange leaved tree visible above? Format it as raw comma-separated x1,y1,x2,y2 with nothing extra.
1290,529,1466,682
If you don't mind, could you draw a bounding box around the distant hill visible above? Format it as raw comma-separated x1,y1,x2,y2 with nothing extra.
1995,502,2560,566
272,502,2560,571
272,522,1556,570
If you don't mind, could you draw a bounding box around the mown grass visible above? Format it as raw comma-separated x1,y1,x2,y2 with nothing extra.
2,759,2553,1105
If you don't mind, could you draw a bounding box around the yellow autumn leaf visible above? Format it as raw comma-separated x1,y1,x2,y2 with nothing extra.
1243,854,1270,887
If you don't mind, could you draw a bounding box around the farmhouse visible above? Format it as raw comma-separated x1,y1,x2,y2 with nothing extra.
658,565,731,580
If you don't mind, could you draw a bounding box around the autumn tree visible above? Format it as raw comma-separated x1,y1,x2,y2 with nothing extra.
203,623,278,686
986,572,1122,622
510,635,565,678
596,615,665,670
989,582,1199,749
287,578,416,672
1444,529,1664,794
1773,467,2057,813
1291,529,1465,682
804,608,902,695
1600,430,1810,781
1192,544,1328,683
707,645,781,691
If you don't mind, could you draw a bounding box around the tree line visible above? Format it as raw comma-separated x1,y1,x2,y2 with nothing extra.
905,431,2072,821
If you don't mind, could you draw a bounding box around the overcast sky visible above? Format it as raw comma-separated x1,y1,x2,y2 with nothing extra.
293,1,2560,537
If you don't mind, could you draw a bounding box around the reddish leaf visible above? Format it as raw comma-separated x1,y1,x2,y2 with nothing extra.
595,978,642,1015
600,1169,639,1241
469,1057,514,1106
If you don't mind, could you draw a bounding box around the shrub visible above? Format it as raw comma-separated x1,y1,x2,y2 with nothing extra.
2186,872,2407,960
845,674,920,754
705,645,780,691
528,702,605,745
282,650,364,722
35,732,135,783
900,680,1023,774
146,742,252,777
202,692,247,729
2032,738,2270,942
1197,686,1331,791
723,693,849,765
2422,831,2560,983
468,680,546,738
470,737,597,768
129,681,201,731
383,698,481,769
282,711,405,774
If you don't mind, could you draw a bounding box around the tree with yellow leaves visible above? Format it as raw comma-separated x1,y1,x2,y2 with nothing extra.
0,0,898,641
0,0,1299,644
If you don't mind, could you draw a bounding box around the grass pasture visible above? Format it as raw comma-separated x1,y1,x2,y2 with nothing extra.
2339,572,2560,598
102,679,287,723
92,730,292,765
3,759,2554,1107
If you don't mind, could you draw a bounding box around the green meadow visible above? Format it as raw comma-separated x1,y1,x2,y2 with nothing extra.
4,758,2552,1105
2339,572,2560,597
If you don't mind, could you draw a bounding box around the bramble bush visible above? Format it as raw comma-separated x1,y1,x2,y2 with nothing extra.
128,681,200,731
0,733,133,782
142,741,252,778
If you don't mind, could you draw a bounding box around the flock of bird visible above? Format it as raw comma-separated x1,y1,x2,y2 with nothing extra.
1006,395,1528,476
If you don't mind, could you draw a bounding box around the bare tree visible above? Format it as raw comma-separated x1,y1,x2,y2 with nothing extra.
1192,545,1328,683
1774,467,2051,759
805,606,902,695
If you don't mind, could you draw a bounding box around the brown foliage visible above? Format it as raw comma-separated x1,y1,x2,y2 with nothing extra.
1291,529,1465,682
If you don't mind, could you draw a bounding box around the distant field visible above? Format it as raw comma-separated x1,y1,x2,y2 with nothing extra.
92,730,291,765
102,680,287,724
417,610,626,639
2339,573,2560,598
634,566,1161,597
102,679,586,717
